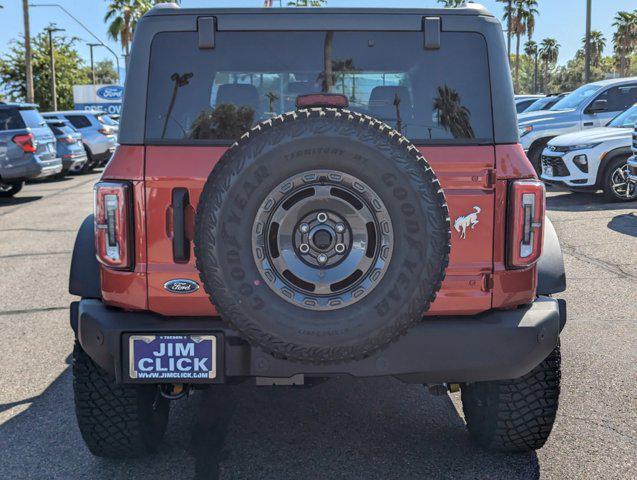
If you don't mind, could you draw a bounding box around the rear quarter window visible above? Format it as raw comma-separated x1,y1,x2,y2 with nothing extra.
66,115,92,129
145,30,493,144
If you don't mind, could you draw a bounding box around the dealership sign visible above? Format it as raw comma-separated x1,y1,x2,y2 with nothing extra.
73,84,124,115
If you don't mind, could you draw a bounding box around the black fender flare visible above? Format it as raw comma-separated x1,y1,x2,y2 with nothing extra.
537,216,566,295
69,214,101,300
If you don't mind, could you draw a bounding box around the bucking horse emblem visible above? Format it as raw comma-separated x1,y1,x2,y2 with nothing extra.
454,206,481,240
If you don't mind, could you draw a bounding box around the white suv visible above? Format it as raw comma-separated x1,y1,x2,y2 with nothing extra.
540,104,637,202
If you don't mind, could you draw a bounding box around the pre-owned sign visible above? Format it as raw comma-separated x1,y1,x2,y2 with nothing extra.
73,84,123,115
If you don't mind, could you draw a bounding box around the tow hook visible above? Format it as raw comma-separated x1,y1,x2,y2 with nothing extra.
426,383,460,396
158,383,190,400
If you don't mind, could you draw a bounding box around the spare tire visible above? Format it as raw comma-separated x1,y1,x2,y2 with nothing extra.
195,108,450,363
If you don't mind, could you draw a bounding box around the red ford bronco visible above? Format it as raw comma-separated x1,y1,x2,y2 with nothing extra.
69,3,567,458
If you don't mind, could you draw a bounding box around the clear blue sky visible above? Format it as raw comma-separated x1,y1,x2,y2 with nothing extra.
0,0,635,80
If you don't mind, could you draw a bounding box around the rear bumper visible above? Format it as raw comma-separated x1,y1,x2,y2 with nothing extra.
73,296,565,384
62,154,88,172
1,156,62,181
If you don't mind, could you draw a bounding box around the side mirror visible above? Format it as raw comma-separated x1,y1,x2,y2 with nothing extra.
587,99,608,114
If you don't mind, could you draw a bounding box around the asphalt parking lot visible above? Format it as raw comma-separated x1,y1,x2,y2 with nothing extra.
0,173,635,480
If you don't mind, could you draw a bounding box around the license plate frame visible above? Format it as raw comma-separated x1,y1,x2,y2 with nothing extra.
126,333,222,383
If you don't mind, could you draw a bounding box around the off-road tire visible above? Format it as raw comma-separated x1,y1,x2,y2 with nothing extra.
72,341,170,458
461,344,561,452
0,181,23,197
195,108,450,364
602,155,636,202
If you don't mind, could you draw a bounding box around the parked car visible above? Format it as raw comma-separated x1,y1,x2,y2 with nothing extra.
541,104,637,201
518,77,637,172
43,110,117,171
626,119,637,184
521,93,568,114
69,3,566,459
46,120,88,175
515,94,544,114
0,102,62,197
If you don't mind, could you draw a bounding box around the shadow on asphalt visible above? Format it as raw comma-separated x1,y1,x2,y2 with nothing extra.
0,363,541,480
607,212,637,237
0,196,43,207
546,191,637,212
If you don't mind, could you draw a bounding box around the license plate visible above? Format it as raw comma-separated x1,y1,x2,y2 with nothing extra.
129,335,217,380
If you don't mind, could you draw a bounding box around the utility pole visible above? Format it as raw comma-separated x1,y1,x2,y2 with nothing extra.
44,25,64,111
88,43,101,85
584,0,592,83
22,0,35,103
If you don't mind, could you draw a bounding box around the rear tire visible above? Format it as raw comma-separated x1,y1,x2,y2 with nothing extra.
461,344,561,452
602,156,636,202
527,138,551,176
72,341,170,458
81,147,95,173
0,181,23,197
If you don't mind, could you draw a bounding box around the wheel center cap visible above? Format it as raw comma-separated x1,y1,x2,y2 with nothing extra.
312,229,333,250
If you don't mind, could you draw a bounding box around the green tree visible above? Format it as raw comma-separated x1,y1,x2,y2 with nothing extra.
524,40,539,93
511,0,538,92
498,0,514,57
0,28,90,110
612,10,637,77
104,0,153,58
94,59,119,84
539,38,560,93
582,30,606,68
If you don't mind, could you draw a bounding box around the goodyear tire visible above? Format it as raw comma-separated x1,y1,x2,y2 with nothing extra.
461,344,561,452
195,108,450,363
72,342,170,458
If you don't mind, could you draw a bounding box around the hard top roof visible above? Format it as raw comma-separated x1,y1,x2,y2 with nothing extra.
145,4,493,18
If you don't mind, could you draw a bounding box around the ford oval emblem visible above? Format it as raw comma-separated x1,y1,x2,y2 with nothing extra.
96,85,124,101
164,279,200,294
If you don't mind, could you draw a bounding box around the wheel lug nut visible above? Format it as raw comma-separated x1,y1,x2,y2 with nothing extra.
317,253,328,264
299,243,310,254
299,223,309,233
335,243,346,254
317,212,328,223
335,223,345,233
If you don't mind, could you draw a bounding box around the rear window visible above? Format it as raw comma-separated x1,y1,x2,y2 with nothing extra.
0,108,25,130
49,124,76,136
19,108,46,128
145,31,493,144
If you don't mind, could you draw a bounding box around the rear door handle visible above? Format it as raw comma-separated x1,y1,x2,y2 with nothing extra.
171,188,190,263
583,122,594,126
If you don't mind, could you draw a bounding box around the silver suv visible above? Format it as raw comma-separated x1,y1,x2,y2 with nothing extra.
0,102,62,197
627,120,637,183
43,110,117,171
518,77,637,172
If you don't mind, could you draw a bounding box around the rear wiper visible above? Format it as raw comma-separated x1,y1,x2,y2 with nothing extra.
161,72,193,139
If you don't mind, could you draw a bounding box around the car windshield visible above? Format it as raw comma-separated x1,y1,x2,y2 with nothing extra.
97,114,118,126
607,104,637,128
525,96,556,113
550,84,601,110
19,108,46,128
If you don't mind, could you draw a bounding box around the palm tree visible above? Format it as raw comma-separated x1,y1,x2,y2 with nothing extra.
511,0,539,92
612,11,637,77
104,0,153,59
497,0,514,57
581,30,606,68
524,40,539,94
433,85,475,139
539,38,560,93
437,0,465,6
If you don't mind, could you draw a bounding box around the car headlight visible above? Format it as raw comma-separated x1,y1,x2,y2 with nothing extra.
561,143,601,152
518,125,533,137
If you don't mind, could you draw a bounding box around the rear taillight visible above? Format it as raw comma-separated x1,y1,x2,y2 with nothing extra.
507,180,545,268
59,136,75,143
12,133,36,153
98,128,113,136
94,181,132,269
